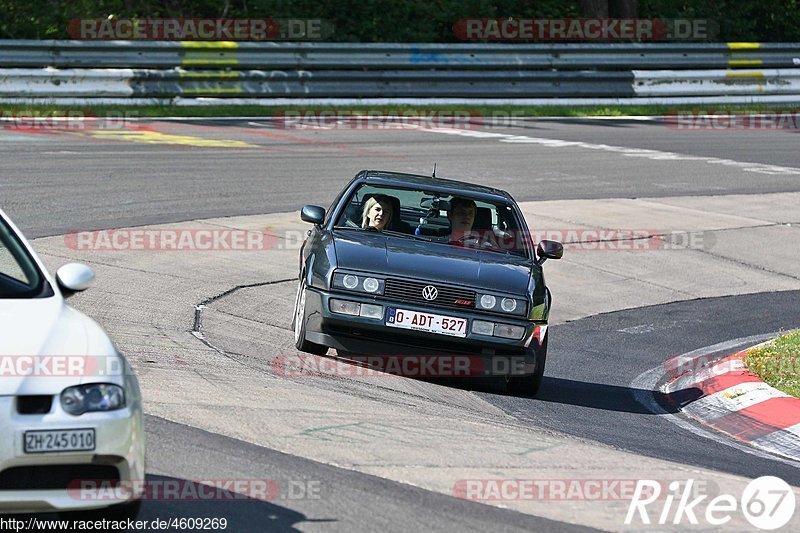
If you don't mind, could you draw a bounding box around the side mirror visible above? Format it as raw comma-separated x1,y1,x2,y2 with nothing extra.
301,205,325,225
56,263,95,297
536,240,563,265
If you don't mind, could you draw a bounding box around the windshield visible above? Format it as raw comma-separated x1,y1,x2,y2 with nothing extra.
0,217,47,298
334,183,531,258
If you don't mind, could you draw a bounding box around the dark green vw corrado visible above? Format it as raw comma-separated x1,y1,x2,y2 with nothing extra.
292,170,562,396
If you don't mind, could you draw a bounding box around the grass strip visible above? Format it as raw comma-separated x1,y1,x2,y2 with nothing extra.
744,330,800,398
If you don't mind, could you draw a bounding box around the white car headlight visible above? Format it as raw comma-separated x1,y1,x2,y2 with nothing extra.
501,297,518,312
342,274,359,289
479,294,496,309
363,277,380,293
61,384,125,416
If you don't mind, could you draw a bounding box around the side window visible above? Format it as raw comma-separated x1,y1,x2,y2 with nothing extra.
0,231,31,285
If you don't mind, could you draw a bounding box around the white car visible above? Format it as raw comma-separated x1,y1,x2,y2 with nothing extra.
0,209,144,518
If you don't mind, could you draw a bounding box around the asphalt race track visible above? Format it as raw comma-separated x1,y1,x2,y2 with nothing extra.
3,117,800,239
2,117,799,531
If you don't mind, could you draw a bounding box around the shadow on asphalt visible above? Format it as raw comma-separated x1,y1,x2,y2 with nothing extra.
530,377,681,414
426,375,684,415
8,474,332,533
331,350,684,414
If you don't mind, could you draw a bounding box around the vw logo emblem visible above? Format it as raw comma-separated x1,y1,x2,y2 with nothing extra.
422,285,438,301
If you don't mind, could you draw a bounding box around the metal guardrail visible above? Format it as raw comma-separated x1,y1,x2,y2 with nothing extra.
2,40,800,70
1,40,800,102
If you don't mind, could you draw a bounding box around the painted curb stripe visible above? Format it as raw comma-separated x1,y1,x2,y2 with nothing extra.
667,355,747,392
669,374,763,406
684,382,789,421
708,397,800,442
751,422,800,453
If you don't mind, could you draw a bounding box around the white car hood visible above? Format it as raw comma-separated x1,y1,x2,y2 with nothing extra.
0,296,119,395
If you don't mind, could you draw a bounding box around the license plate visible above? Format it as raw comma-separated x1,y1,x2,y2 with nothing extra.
24,429,96,454
386,308,467,337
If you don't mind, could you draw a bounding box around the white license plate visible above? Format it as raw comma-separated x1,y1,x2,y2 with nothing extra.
24,428,96,454
386,308,467,337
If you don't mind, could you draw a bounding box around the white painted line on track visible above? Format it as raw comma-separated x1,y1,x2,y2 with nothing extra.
422,127,800,176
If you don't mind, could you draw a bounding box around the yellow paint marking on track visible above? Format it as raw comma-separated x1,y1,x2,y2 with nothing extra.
86,129,259,148
727,42,761,50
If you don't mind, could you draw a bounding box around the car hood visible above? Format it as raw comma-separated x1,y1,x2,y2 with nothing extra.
0,297,120,395
332,230,532,295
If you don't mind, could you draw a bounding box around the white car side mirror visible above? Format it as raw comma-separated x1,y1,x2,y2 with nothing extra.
56,263,95,296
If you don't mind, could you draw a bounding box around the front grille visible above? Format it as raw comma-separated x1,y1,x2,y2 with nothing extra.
0,465,120,490
384,278,476,311
17,395,53,414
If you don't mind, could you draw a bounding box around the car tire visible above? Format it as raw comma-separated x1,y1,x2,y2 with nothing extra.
293,276,328,355
61,498,142,522
506,335,547,397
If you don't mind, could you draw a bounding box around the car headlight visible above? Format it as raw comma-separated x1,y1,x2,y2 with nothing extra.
501,297,517,312
61,384,125,416
476,293,526,315
478,295,496,309
363,277,380,293
332,272,384,295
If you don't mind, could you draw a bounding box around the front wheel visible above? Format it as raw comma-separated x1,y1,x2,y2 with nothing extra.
506,335,547,397
293,277,328,355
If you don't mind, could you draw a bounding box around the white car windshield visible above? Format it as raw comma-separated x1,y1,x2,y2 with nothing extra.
0,218,46,298
334,184,531,258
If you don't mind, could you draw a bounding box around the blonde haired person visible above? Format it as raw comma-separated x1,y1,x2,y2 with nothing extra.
361,195,393,230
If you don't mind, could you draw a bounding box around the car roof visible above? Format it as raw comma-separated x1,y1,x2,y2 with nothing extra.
357,170,514,204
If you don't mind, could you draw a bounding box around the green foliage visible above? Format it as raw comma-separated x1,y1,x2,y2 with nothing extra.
745,330,800,398
639,0,800,42
0,0,797,41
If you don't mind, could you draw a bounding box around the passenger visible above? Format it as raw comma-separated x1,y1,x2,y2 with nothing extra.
447,197,478,245
362,195,393,230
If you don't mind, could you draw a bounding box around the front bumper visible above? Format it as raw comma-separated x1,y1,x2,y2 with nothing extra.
302,287,546,375
0,394,145,514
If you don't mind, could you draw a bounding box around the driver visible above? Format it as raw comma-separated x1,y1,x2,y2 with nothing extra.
362,195,393,230
447,197,478,245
